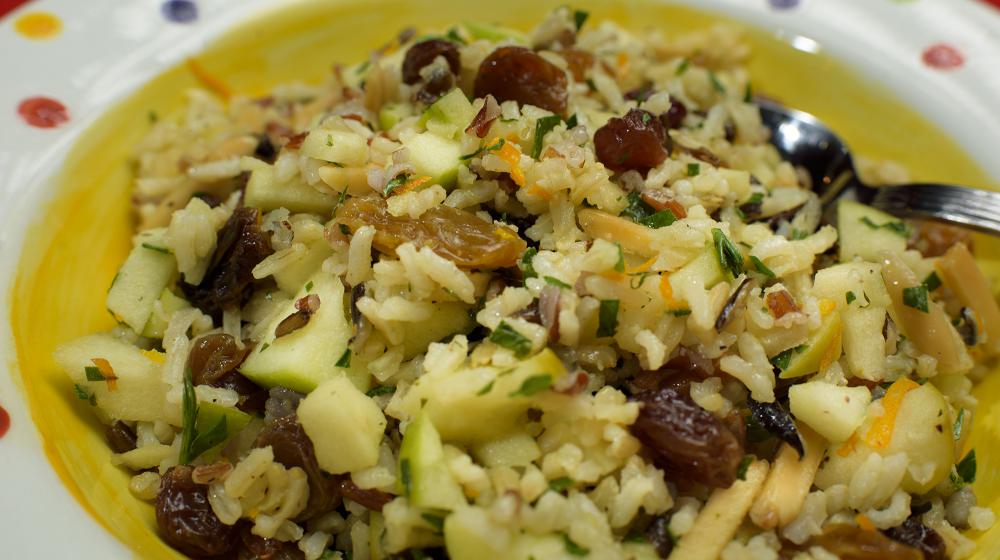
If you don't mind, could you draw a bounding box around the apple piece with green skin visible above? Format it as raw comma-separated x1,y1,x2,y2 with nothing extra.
778,311,842,379
271,239,334,296
421,88,475,140
107,228,177,333
141,288,191,339
193,401,252,458
399,302,475,359
299,375,386,474
378,102,413,131
400,131,462,189
240,271,371,393
788,381,871,443
299,129,368,166
837,199,908,263
398,410,467,511
244,161,339,214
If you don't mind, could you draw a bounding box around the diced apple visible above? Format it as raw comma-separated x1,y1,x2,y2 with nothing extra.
300,129,368,166
779,311,842,379
788,381,870,443
271,239,334,295
379,103,413,131
240,271,371,393
837,200,907,263
422,89,475,140
141,288,191,339
55,333,169,423
444,507,511,560
106,229,177,333
398,411,467,510
401,131,462,189
472,431,541,468
399,302,475,359
245,165,338,214
299,376,386,474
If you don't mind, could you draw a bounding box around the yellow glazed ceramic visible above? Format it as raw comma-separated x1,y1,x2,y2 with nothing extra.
9,0,1000,557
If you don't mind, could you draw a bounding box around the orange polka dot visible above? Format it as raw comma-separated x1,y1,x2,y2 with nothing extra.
14,11,62,40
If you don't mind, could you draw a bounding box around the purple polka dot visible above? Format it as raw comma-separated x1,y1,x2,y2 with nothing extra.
769,0,801,9
162,0,198,23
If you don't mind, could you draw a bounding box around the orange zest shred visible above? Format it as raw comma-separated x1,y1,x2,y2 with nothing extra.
91,357,118,392
392,175,431,196
818,323,843,373
625,256,657,275
141,349,166,364
864,377,920,449
496,138,526,187
616,52,630,76
186,58,232,99
855,513,876,532
836,432,859,457
659,274,686,310
818,298,837,317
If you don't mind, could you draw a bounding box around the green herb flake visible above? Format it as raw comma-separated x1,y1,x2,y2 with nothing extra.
640,209,677,229
709,71,727,94
84,365,105,382
902,285,929,313
400,458,413,497
476,379,495,396
749,256,775,278
188,414,228,461
952,449,977,487
953,409,967,441
532,115,562,159
597,299,620,338
445,27,467,45
259,342,270,353
335,348,352,368
562,533,590,557
736,455,754,480
366,385,396,397
490,321,533,357
668,308,692,317
339,223,351,235
846,291,857,305
383,173,410,197
712,228,744,279
623,532,646,544
460,137,505,161
421,513,445,533
614,243,625,273
743,83,753,103
305,281,314,293
73,383,96,406
924,271,942,292
548,476,575,493
509,374,553,398
675,58,690,76
565,113,579,128
573,10,589,31
141,243,170,254
519,247,538,279
770,348,795,371
544,275,572,289
859,216,910,238
179,368,198,464
686,162,700,177
620,191,655,223
326,134,333,147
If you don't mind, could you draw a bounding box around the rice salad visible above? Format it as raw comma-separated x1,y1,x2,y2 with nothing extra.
55,8,999,560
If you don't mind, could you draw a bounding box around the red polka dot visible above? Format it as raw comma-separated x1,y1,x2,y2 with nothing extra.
17,96,69,128
922,43,964,70
0,405,9,440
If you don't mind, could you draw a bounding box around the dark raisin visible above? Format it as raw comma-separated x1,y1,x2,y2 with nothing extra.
181,207,273,321
660,99,688,130
810,524,923,560
192,192,222,208
255,414,340,520
338,478,394,512
474,46,568,116
645,515,673,558
214,370,268,415
594,109,668,174
630,386,744,488
188,334,251,386
625,82,655,102
156,465,238,558
402,39,461,85
254,134,276,163
234,524,305,560
883,516,947,560
746,396,804,458
105,420,137,454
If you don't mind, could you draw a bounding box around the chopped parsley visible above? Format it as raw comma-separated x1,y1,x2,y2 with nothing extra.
640,209,677,229
749,256,775,278
141,243,170,254
459,137,505,160
846,291,857,305
902,285,929,313
712,228,744,279
736,455,754,480
445,27,466,45
84,366,105,381
421,513,445,533
953,408,967,441
305,280,314,293
565,113,579,129
770,348,795,371
597,299,620,338
860,216,910,238
366,385,396,397
259,342,270,353
620,191,655,223
476,379,495,396
743,83,753,103
73,383,96,406
686,162,700,177
548,476,575,492
544,275,572,289
675,58,690,76
562,533,590,557
614,243,625,273
509,374,553,398
709,71,726,94
383,173,410,197
335,348,352,368
668,308,692,317
179,368,228,465
490,321,533,357
951,449,977,487
325,134,333,147
519,247,538,279
532,115,562,159
924,271,942,292
573,9,589,31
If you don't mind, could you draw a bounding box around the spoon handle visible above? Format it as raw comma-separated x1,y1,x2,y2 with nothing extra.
868,183,1000,235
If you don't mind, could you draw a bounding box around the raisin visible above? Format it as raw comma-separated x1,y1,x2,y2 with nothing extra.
594,109,668,174
766,291,800,319
234,524,305,560
474,46,569,116
181,207,273,321
338,479,394,512
660,99,688,130
883,516,947,560
558,48,595,82
156,465,238,558
338,194,527,269
645,515,673,558
630,386,744,488
810,524,923,560
746,396,804,458
402,39,461,85
255,415,340,521
105,420,137,454
188,334,251,386
908,220,973,258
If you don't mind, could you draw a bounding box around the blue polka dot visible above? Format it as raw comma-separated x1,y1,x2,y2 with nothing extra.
162,0,198,23
768,0,800,9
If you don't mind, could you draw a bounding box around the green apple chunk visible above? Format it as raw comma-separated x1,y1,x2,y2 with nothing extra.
445,507,512,560
300,129,368,166
299,376,386,474
400,302,475,360
398,411,467,511
55,333,169,423
422,89,475,140
106,229,177,333
271,239,334,296
401,131,461,189
837,200,907,263
779,311,842,379
240,271,371,393
472,431,541,468
141,288,191,339
245,164,338,214
788,381,871,443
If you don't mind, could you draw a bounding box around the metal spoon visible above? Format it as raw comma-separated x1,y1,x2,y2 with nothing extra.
756,99,1000,235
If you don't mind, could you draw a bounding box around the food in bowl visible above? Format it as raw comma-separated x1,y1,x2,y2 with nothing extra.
53,7,997,559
